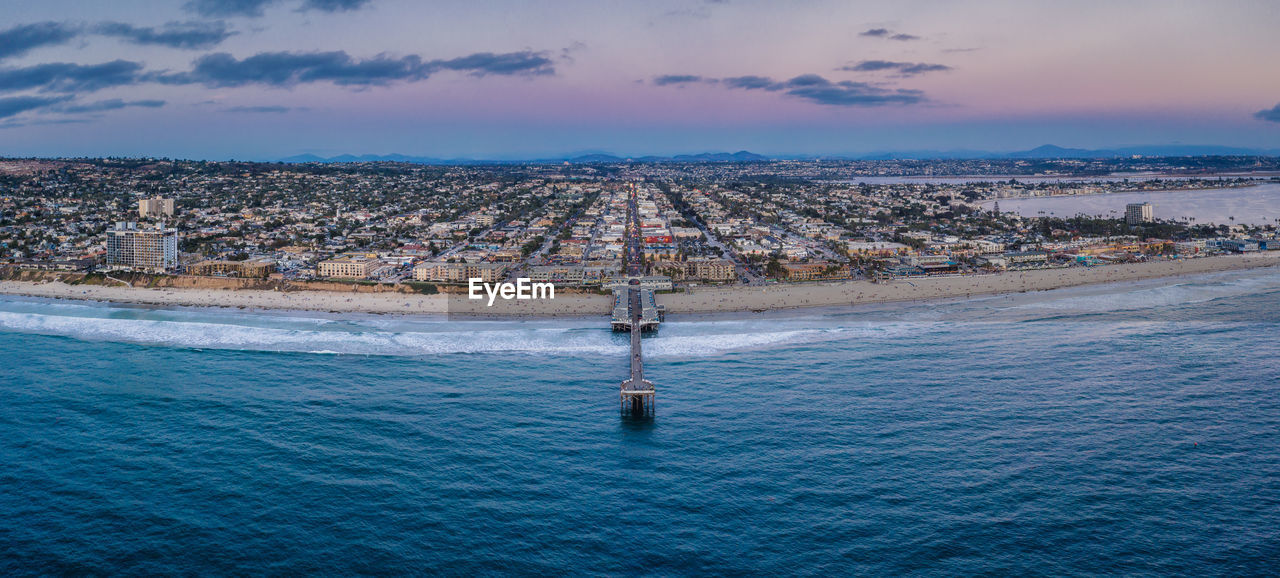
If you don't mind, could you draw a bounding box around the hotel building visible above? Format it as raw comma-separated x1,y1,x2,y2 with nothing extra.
105,222,179,272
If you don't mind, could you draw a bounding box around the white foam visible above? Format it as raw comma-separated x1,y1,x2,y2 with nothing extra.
1,266,1275,357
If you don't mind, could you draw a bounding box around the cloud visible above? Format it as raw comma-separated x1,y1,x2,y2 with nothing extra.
840,60,951,76
0,60,146,94
433,51,554,76
860,27,920,41
55,98,166,113
226,105,292,113
0,95,72,119
722,75,778,90
1255,103,1280,123
299,0,373,11
0,95,160,123
0,22,80,61
175,51,423,86
184,0,278,17
184,0,373,17
652,74,705,86
779,75,924,106
559,41,587,64
654,72,926,107
94,21,236,49
163,49,554,88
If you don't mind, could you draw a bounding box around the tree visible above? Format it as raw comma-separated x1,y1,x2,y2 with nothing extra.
765,257,787,278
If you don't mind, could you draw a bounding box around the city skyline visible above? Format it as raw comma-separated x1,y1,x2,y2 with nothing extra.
3,0,1280,159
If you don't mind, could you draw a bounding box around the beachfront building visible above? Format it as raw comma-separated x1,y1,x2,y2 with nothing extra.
138,197,176,218
1126,202,1154,225
781,262,844,281
105,222,179,273
317,255,380,278
413,262,507,283
688,258,737,282
187,259,275,278
1004,251,1050,267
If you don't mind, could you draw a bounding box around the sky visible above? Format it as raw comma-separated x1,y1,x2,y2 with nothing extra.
2,0,1280,160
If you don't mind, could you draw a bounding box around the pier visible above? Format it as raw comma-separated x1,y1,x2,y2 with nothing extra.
617,185,657,416
618,281,655,416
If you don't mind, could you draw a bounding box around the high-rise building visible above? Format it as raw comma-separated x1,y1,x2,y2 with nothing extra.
106,222,179,272
1125,202,1153,225
138,197,176,218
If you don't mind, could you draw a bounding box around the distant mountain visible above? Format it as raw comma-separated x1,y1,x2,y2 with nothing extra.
564,153,625,163
1003,144,1122,159
671,150,771,162
278,145,1280,165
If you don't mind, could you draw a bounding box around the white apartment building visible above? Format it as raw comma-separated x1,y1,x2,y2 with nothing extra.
106,222,179,272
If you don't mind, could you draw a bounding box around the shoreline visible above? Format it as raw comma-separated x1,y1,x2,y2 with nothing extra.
978,180,1262,204
1,253,1277,318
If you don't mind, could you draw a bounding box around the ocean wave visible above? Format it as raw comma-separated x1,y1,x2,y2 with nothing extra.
0,303,931,359
1,266,1276,357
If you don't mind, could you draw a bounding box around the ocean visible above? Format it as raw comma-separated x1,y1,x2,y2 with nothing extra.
2,268,1278,574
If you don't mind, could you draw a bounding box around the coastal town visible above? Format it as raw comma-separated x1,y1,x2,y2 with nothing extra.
1,157,1278,300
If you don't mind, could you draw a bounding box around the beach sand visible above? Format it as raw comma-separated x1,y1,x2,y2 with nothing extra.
664,253,1280,313
1,253,1276,317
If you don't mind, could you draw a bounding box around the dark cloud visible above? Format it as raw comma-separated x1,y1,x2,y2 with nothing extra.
166,49,554,88
434,51,554,76
654,72,925,107
94,21,235,49
300,0,373,11
184,0,373,17
652,74,705,86
184,0,278,17
170,51,422,86
860,28,921,41
55,99,165,114
779,75,925,106
0,60,145,94
722,75,779,90
840,60,951,76
0,95,71,119
1255,103,1280,123
226,105,293,113
0,22,80,61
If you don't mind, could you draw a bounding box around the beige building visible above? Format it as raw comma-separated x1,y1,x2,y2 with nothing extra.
188,259,275,278
317,255,380,278
413,262,507,283
688,259,737,281
1125,202,1154,225
138,198,176,218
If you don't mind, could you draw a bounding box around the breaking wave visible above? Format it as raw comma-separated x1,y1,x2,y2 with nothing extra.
0,266,1276,357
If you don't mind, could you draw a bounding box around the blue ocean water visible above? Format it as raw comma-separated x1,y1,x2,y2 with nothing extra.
2,269,1279,574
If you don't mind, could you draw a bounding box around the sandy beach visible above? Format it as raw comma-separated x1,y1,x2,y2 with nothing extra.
664,252,1280,313
1,252,1277,317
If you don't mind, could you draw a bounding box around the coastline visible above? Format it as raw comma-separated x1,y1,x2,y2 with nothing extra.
1,252,1277,317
